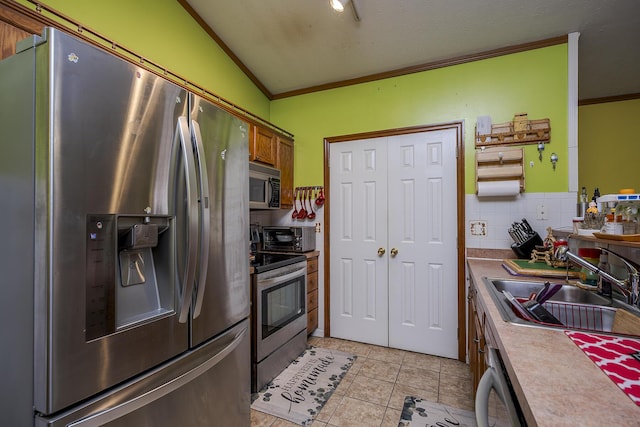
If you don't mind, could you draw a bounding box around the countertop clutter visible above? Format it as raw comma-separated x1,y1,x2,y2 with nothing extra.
467,255,639,426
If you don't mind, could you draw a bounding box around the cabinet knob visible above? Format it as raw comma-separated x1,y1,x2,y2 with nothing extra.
390,248,398,257
377,248,386,256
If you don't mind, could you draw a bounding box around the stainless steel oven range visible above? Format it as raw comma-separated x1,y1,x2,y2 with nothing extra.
250,253,307,392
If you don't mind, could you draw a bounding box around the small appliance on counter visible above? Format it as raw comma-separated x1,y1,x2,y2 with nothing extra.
263,226,316,253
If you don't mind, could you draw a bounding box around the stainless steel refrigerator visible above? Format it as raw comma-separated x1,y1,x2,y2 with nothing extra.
0,28,250,426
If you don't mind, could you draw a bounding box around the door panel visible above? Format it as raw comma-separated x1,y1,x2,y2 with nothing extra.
330,138,388,346
39,30,190,414
189,95,249,347
330,129,458,358
388,130,458,357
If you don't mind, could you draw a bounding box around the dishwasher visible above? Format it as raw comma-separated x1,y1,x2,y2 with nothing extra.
475,347,528,427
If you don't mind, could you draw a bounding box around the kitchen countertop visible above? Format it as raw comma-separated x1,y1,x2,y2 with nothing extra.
467,256,640,426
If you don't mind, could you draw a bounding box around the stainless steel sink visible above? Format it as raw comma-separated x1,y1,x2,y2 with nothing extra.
482,277,640,336
489,279,612,305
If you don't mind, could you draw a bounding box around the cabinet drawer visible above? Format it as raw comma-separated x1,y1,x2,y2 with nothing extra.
306,257,318,274
307,308,318,335
307,271,318,293
307,289,318,311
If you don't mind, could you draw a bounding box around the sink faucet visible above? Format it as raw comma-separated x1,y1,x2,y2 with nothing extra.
564,248,639,307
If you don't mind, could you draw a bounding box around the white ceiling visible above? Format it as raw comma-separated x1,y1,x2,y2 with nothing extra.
183,0,639,101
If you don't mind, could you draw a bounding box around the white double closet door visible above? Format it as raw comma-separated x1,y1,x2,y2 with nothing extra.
330,128,458,358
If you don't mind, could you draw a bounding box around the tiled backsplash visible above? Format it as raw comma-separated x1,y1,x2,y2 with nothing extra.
465,191,578,250
251,191,579,336
253,191,578,252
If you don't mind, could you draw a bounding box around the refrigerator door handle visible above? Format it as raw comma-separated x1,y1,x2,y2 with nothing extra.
176,116,199,323
189,119,210,319
65,327,248,427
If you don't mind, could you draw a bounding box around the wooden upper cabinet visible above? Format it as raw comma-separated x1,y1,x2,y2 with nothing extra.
276,136,294,208
249,123,295,209
250,124,277,166
0,14,41,61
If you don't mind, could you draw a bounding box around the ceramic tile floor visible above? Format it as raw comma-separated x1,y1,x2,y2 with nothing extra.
251,336,474,427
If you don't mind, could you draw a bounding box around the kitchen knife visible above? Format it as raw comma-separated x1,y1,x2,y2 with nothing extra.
502,290,534,321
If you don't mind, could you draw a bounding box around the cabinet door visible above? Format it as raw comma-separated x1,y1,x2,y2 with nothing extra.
0,18,41,60
277,137,294,208
306,256,319,334
250,125,277,166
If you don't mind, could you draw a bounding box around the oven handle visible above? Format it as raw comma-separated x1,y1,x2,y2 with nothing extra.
258,267,306,288
475,347,520,427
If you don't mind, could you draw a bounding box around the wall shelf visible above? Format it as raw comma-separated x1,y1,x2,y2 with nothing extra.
476,118,550,148
475,146,524,194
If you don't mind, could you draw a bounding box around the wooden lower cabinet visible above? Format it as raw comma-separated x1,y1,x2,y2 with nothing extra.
468,276,488,397
306,255,319,334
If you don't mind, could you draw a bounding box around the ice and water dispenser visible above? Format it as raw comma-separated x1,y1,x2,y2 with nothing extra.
85,214,174,340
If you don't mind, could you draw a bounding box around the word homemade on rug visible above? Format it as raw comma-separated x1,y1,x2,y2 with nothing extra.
251,347,356,426
399,396,478,427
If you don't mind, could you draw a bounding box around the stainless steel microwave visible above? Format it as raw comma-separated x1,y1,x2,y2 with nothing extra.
249,162,280,209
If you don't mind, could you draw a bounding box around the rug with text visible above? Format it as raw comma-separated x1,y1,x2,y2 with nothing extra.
398,396,477,427
251,346,356,426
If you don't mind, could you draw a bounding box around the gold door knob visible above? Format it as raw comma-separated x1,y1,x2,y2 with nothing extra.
377,248,386,256
390,248,398,257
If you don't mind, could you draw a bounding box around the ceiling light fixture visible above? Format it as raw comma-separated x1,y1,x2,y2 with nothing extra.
329,0,346,12
329,0,360,21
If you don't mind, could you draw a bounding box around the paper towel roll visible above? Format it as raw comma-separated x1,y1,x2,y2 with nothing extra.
477,180,520,197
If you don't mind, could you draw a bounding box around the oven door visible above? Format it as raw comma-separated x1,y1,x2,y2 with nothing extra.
475,347,527,427
255,261,307,361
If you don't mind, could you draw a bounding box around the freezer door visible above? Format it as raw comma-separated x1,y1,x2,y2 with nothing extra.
36,320,250,427
34,29,191,414
189,95,250,346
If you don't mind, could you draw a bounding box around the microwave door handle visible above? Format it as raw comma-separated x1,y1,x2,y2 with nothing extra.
175,116,199,323
189,119,210,319
267,178,274,206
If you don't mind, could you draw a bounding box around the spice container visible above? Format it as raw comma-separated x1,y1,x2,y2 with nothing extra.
572,217,584,234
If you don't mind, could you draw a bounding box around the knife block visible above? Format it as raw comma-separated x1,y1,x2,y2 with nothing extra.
511,232,543,259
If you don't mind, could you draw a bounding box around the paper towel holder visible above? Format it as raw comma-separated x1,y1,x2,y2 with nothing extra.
475,146,524,196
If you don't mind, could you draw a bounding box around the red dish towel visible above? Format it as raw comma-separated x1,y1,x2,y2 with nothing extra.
566,330,640,406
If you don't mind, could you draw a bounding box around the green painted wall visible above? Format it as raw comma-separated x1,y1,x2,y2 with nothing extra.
17,0,572,195
16,0,271,118
271,45,569,193
578,99,640,196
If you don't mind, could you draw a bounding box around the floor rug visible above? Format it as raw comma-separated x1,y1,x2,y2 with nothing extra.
399,396,477,427
251,346,356,426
